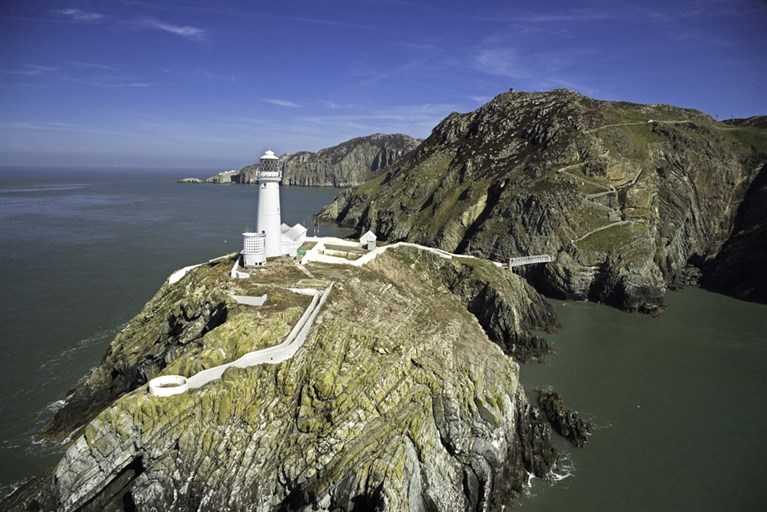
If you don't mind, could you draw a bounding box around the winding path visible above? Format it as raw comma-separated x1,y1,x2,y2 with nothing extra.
585,119,692,134
572,220,632,244
149,284,333,396
153,237,553,397
301,237,507,268
556,162,616,198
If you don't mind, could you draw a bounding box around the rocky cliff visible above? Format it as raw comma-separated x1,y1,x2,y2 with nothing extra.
319,90,767,312
6,246,561,511
699,162,767,303
207,134,420,187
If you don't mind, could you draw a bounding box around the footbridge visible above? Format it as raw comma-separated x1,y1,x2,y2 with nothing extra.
509,254,553,268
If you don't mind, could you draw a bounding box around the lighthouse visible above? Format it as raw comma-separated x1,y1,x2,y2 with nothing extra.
239,147,307,271
256,149,282,257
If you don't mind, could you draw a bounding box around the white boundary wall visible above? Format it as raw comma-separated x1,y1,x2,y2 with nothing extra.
301,237,505,268
148,285,332,396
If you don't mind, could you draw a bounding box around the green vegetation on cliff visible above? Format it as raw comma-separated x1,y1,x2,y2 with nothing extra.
319,90,767,311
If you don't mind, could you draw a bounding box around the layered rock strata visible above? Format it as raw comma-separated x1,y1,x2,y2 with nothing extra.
319,90,767,312
207,134,420,187
537,391,592,448
7,245,561,511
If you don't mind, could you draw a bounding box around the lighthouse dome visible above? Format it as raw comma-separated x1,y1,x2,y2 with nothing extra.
261,149,278,161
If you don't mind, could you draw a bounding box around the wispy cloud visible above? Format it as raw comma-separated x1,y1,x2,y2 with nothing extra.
469,95,492,104
196,102,453,155
67,79,152,88
72,62,113,70
50,8,105,22
135,17,206,40
124,0,238,16
321,100,355,109
6,121,128,137
1,64,58,77
197,70,236,82
269,14,375,31
512,9,618,24
1,63,151,89
349,40,451,89
264,99,301,108
472,40,599,96
289,103,457,141
474,47,531,79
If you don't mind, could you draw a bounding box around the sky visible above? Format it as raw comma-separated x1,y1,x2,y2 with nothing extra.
1,0,765,170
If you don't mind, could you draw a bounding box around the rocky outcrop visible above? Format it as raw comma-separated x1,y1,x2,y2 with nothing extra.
724,115,767,129
42,261,231,442
319,90,767,312
394,247,558,361
205,170,238,184
7,246,562,511
176,177,203,184
208,134,420,187
537,391,591,448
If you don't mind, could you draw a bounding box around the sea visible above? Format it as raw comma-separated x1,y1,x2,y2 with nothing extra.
1,168,765,510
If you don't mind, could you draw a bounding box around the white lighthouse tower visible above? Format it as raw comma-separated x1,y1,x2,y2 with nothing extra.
256,149,283,258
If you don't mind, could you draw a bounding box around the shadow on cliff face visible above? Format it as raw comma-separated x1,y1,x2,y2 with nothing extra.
397,247,559,362
76,456,144,512
700,164,767,304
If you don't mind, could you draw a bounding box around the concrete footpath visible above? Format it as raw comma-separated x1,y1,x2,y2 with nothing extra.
149,284,333,396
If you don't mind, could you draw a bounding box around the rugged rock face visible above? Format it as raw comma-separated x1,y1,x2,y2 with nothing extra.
724,116,767,130
42,262,231,442
537,391,591,448
207,134,420,187
699,163,767,302
205,170,238,184
319,90,767,312
409,249,558,362
8,246,562,511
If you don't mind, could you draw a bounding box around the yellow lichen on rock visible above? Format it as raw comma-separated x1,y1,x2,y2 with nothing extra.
35,246,560,512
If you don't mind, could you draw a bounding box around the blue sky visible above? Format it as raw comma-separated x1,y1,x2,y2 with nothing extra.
1,0,765,170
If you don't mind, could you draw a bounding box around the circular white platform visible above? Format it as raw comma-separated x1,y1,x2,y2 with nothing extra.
148,375,189,397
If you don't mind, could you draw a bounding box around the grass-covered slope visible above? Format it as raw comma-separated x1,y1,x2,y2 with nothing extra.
320,90,767,311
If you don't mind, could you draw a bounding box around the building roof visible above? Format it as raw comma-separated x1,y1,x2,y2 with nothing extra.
281,223,307,242
360,230,377,243
261,149,278,160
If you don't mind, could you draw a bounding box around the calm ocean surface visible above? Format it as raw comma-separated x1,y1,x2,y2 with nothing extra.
519,290,766,511
1,169,765,510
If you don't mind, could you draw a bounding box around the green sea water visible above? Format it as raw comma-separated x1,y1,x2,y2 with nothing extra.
519,288,766,511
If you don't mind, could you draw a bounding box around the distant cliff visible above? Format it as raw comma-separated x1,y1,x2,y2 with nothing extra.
6,246,561,511
206,134,420,187
318,90,767,311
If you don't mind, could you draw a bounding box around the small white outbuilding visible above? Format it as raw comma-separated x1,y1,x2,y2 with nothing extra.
281,223,307,257
242,231,267,267
360,230,377,251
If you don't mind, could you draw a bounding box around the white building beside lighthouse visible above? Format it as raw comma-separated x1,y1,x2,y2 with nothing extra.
242,231,266,266
240,148,306,268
